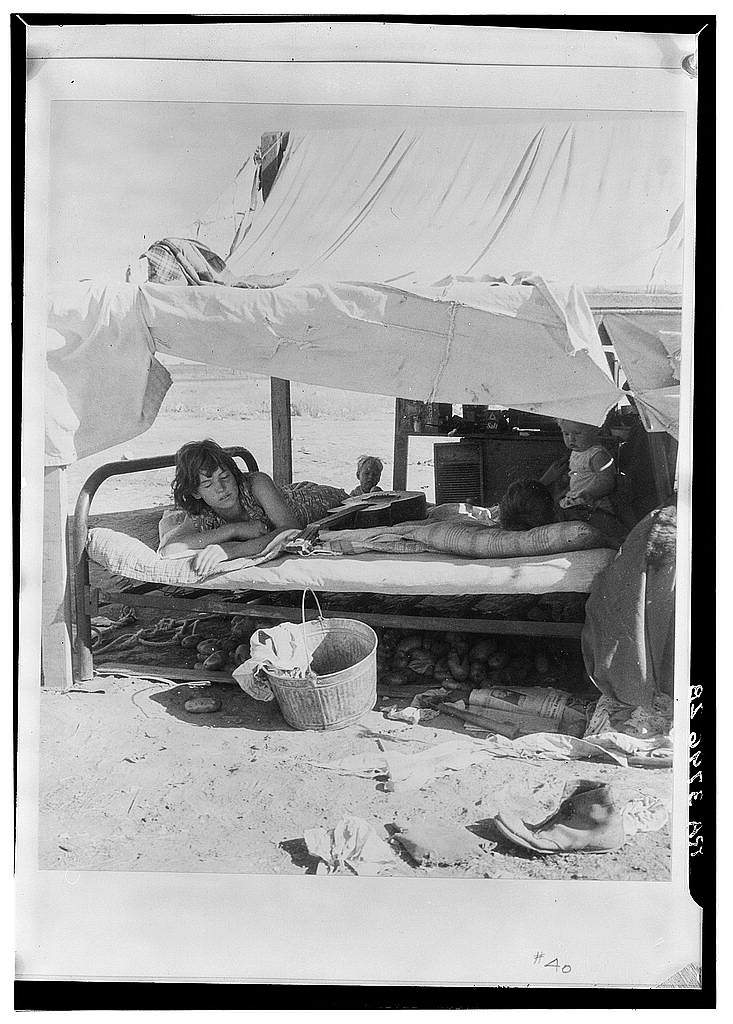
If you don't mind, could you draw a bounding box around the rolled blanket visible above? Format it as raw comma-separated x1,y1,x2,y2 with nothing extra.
321,513,612,559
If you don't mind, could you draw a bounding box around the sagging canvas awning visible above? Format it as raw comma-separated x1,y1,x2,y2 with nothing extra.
602,313,682,438
45,283,172,464
44,114,687,465
45,275,623,464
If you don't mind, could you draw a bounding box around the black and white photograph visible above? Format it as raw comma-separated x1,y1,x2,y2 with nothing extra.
14,15,713,997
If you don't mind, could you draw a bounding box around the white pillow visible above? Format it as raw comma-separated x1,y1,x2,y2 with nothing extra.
87,526,298,585
88,528,205,585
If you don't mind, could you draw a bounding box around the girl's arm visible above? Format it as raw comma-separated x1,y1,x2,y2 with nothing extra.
159,517,267,559
572,450,616,502
539,454,569,488
190,530,298,575
187,475,301,573
250,472,301,532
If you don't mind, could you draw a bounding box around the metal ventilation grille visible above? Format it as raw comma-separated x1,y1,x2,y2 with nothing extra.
434,443,483,504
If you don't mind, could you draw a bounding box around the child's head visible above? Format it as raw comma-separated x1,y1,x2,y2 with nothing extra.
356,455,384,493
499,478,556,532
557,419,601,453
172,439,243,516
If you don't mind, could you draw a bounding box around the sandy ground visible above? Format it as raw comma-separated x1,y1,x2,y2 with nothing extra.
39,673,672,878
40,369,672,879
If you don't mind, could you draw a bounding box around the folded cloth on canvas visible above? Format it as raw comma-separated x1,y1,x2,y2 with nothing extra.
141,237,295,289
141,237,229,285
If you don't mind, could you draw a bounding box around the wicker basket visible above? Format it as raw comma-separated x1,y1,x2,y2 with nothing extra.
263,591,377,731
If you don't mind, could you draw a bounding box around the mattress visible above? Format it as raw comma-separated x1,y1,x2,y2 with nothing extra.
189,549,614,595
86,506,616,596
88,536,615,597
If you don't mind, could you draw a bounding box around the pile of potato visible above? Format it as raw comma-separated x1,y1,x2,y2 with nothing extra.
376,629,582,691
177,615,262,674
171,616,586,690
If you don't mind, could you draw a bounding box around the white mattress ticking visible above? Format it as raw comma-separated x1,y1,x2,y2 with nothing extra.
197,548,616,595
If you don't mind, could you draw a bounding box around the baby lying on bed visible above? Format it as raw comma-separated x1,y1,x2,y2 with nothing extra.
158,439,347,575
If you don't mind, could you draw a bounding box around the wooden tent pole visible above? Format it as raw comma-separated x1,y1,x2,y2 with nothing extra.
648,432,676,505
41,466,73,690
270,377,293,486
392,398,409,490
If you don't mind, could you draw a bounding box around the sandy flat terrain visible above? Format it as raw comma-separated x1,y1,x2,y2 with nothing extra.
40,675,671,879
64,373,449,513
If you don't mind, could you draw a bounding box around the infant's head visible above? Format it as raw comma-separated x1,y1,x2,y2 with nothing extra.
499,478,556,532
557,419,600,453
356,455,384,493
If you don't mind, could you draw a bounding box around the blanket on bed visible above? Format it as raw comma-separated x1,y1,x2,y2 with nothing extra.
321,515,610,559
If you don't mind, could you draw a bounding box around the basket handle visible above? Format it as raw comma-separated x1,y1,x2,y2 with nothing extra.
300,589,325,665
301,588,325,626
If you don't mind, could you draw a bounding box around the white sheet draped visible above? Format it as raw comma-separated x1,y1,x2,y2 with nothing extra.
45,275,624,463
45,282,172,465
602,313,682,437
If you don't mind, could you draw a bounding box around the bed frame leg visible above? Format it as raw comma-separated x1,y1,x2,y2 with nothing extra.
75,581,94,683
41,467,74,691
71,494,94,683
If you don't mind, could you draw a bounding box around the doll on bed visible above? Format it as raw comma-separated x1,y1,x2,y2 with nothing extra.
158,439,347,575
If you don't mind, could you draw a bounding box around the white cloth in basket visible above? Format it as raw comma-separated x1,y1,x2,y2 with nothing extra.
233,622,313,702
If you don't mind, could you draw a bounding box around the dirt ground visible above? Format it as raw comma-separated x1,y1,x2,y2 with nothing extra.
39,673,672,878
41,368,672,879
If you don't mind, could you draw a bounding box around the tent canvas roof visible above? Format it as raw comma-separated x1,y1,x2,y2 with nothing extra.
44,112,686,465
225,117,684,295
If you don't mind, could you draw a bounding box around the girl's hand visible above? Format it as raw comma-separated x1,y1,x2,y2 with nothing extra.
192,544,228,577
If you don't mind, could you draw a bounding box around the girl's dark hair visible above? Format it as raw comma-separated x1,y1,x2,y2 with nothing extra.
172,439,243,515
499,478,555,532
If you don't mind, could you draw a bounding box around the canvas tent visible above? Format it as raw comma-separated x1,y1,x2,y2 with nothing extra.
28,21,696,708
45,113,684,467
225,119,684,293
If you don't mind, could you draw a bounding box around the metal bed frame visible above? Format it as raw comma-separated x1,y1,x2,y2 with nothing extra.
72,447,586,684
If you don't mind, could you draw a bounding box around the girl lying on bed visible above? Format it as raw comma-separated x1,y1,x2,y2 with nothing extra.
158,439,348,575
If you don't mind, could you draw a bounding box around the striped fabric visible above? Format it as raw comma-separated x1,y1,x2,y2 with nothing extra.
322,517,610,559
142,238,227,285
